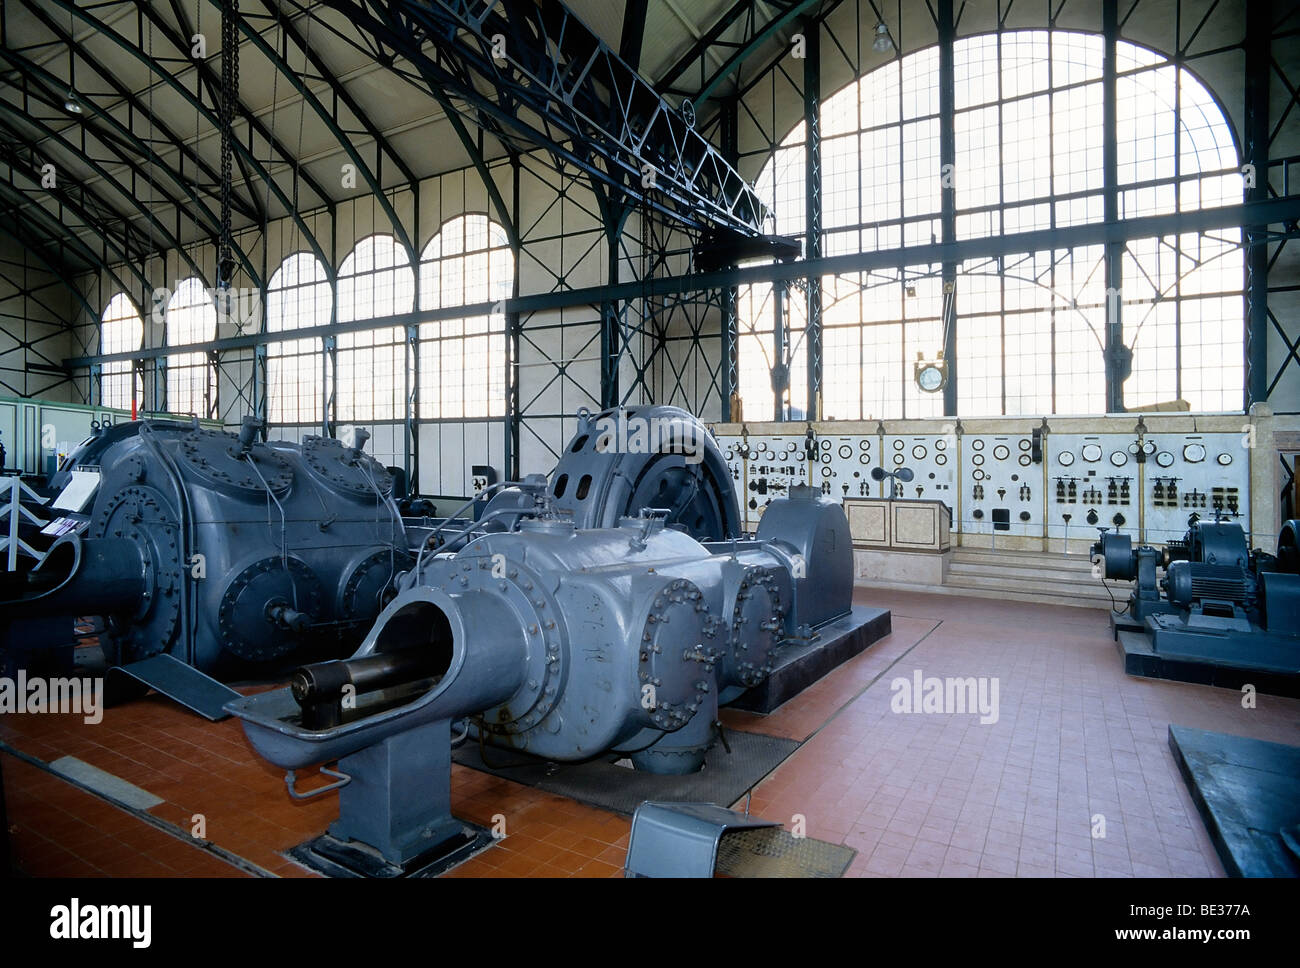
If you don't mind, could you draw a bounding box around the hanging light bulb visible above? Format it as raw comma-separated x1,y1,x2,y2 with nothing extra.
63,90,82,114
873,22,892,53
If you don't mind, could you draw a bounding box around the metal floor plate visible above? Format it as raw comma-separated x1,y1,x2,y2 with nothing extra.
716,826,856,878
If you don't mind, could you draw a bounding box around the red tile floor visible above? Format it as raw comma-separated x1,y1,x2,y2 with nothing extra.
3,587,1297,878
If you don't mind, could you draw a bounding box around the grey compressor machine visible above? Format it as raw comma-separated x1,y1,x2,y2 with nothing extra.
5,416,406,676
227,482,855,868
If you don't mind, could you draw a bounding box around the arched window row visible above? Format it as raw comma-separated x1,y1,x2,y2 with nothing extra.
100,215,515,425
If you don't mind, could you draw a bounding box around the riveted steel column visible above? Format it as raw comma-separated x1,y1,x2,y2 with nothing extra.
804,18,822,422
720,99,740,422
939,0,958,416
1102,0,1126,413
1244,0,1271,408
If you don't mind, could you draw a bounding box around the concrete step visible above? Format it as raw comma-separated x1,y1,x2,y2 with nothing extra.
858,546,1129,609
950,549,1096,572
948,560,1099,583
944,573,1119,602
864,577,1118,610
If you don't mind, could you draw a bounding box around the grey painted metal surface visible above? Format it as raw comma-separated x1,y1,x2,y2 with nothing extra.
227,485,855,865
548,405,741,541
5,417,408,675
624,801,779,878
1098,518,1300,681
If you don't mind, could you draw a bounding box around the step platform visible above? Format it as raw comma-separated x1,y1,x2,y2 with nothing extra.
1168,725,1300,877
730,605,890,713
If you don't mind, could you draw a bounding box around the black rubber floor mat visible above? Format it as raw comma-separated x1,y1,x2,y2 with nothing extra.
453,730,799,817
716,826,856,878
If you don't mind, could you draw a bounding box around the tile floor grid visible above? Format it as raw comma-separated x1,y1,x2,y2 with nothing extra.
3,588,1297,878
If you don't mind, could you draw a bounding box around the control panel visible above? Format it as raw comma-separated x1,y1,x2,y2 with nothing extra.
719,433,807,530
960,432,1040,537
1141,431,1249,544
714,424,1251,543
1047,433,1137,543
882,433,957,503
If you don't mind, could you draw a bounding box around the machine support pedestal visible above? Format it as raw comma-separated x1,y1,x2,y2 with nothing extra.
330,718,463,866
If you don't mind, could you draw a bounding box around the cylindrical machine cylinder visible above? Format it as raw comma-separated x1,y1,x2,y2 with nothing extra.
291,643,450,730
16,534,148,617
1093,531,1134,580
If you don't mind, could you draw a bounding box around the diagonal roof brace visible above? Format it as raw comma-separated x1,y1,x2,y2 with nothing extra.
347,0,770,236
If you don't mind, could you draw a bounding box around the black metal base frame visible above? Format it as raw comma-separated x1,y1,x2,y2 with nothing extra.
286,820,497,879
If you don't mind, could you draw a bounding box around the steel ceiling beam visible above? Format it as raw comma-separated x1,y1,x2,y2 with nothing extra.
120,0,336,212
619,0,649,72
205,0,415,261
318,0,769,236
19,0,262,225
0,174,141,302
253,0,420,188
687,0,824,112
162,0,267,228
0,142,154,280
0,201,101,317
42,0,334,281
655,0,769,95
0,105,207,285
0,49,262,287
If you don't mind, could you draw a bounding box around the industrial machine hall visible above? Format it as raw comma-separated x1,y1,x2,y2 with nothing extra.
2,0,1300,892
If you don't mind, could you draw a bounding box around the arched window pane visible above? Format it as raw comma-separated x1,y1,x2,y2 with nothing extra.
100,293,142,410
418,215,513,420
165,278,217,417
267,253,331,425
336,235,413,422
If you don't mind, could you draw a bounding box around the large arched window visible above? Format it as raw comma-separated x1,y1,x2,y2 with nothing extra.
741,30,1243,418
99,293,142,410
165,277,217,416
336,235,414,422
418,215,512,419
267,253,330,425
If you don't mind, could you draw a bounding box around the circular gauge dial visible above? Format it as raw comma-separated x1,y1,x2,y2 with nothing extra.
917,364,945,392
1183,443,1206,463
1155,451,1174,468
1058,451,1075,467
1082,444,1103,462
1109,451,1128,467
993,445,1010,461
1216,453,1232,466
